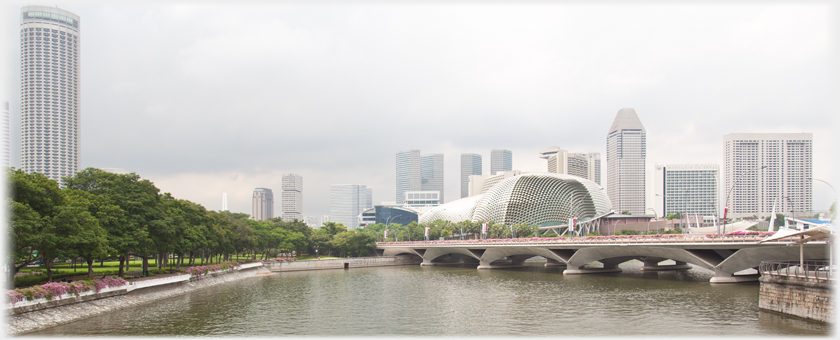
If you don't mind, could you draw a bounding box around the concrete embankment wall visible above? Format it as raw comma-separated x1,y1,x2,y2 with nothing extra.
6,265,269,335
759,276,834,323
264,256,419,272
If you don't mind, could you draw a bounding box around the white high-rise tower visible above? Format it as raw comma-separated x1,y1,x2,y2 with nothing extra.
20,6,81,184
281,174,303,221
606,108,646,215
723,133,812,219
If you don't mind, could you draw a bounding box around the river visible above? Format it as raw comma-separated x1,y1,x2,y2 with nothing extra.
27,261,830,336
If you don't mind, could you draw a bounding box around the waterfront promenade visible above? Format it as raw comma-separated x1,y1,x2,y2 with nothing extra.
376,233,830,283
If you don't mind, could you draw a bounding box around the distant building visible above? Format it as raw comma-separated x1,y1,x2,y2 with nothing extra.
330,184,372,229
723,133,812,219
252,188,274,221
281,174,303,221
460,153,482,198
20,6,81,184
655,164,719,218
468,170,526,197
396,149,421,204
490,149,512,175
540,146,601,185
404,191,441,208
99,168,131,175
421,153,444,203
2,101,9,168
606,108,646,215
359,205,420,229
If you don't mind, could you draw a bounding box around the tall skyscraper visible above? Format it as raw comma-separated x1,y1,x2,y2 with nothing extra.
460,153,482,198
281,174,303,221
396,149,421,204
490,149,512,175
606,108,646,215
20,6,81,184
252,188,274,221
330,184,372,229
723,133,812,219
421,153,444,203
540,146,601,185
221,192,228,211
655,164,719,217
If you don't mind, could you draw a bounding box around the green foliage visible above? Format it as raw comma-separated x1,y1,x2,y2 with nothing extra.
619,229,639,235
665,213,681,220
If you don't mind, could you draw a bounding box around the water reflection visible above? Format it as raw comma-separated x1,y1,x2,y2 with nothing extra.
27,262,830,336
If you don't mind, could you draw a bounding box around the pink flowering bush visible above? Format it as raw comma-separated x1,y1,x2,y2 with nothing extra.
6,277,128,307
184,262,239,277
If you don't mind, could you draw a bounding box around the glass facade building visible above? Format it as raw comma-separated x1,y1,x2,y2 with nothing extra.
460,153,482,198
659,164,719,217
252,188,274,221
421,153,444,203
490,149,512,175
20,6,81,184
396,149,421,204
330,184,372,229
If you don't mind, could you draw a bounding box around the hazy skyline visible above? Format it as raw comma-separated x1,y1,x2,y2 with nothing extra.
2,1,837,219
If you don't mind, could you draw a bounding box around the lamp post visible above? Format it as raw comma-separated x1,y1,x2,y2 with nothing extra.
386,214,401,242
645,208,657,234
809,178,837,221
723,165,767,234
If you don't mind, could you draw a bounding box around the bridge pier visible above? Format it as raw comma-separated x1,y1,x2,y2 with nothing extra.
709,269,760,283
563,263,622,275
641,260,691,272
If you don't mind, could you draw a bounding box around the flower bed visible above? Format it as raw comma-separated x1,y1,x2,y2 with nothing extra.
6,276,128,307
184,261,240,277
379,231,778,244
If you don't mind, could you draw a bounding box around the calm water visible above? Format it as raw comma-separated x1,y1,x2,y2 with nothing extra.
28,261,831,336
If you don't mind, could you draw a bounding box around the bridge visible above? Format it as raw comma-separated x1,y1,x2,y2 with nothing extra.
374,234,830,283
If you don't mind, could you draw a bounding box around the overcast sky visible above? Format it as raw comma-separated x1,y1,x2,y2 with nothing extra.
2,1,838,219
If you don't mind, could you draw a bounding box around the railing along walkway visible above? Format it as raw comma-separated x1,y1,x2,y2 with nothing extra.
759,260,834,282
377,234,802,247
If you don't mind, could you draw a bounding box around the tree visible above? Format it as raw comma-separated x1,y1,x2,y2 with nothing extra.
64,168,162,277
63,189,110,278
9,169,66,283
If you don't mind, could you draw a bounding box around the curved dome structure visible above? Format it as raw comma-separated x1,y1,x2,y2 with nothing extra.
419,194,485,224
420,173,611,226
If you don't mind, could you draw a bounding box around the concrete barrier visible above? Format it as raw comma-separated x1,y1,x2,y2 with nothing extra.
263,256,417,272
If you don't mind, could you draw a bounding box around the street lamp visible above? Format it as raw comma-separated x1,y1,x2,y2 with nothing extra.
645,208,657,234
723,165,768,234
386,214,401,242
809,178,837,221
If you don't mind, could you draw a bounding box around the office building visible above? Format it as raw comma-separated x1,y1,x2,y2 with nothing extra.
723,133,812,219
540,146,601,185
460,153,482,198
252,188,274,221
330,184,372,229
3,102,9,168
655,164,719,217
396,149,421,204
490,149,512,175
360,205,420,229
421,153,444,203
20,6,81,184
606,108,646,215
281,174,303,221
404,191,441,208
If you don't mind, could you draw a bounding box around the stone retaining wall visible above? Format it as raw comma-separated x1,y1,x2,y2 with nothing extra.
759,275,833,323
263,256,418,272
5,266,269,335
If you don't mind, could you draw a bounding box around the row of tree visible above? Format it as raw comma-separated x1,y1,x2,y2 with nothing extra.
9,168,374,285
9,167,577,287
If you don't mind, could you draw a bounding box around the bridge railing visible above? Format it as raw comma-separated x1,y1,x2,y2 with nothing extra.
377,233,792,246
759,260,834,282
